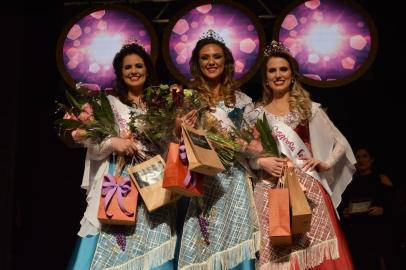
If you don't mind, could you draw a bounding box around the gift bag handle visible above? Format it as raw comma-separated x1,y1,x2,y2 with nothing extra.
276,164,289,189
112,153,127,176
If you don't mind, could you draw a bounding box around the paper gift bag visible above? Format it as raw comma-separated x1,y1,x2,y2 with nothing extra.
162,142,204,197
181,124,225,176
268,175,292,246
98,175,138,225
128,155,180,212
285,167,312,234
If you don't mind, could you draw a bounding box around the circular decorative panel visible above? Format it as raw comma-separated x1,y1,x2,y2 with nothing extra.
56,6,157,91
274,0,377,87
163,0,265,84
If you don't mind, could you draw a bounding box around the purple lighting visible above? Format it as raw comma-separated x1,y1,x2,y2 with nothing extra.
275,0,377,87
164,3,264,83
57,8,156,90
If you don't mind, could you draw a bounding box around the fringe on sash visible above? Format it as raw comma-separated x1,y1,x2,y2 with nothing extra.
180,230,260,270
105,236,177,270
180,175,261,270
260,238,339,270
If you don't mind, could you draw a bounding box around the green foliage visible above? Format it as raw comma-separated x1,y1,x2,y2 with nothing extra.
129,84,202,148
206,131,241,169
255,113,279,157
55,89,118,145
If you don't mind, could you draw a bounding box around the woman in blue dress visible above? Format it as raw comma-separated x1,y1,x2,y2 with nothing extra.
68,43,177,270
176,30,259,270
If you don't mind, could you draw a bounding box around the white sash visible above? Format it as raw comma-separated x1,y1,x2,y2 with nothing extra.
266,115,321,181
210,106,236,130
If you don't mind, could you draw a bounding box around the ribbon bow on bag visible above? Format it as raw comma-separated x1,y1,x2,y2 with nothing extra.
102,175,134,218
179,140,197,188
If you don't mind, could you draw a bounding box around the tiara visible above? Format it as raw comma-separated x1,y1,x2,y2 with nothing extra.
122,36,146,51
264,40,291,57
198,29,225,44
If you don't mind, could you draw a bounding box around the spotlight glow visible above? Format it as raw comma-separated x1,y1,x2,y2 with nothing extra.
57,8,156,91
164,2,264,83
305,24,343,55
275,0,377,87
88,33,123,64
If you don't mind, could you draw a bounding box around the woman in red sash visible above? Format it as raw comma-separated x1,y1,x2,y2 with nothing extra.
248,41,356,270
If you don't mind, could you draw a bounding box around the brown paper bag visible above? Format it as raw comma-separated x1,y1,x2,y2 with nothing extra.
181,124,225,176
285,167,312,234
268,174,292,246
128,155,180,212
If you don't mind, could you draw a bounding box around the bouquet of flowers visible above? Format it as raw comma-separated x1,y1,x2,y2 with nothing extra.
56,87,155,168
202,112,280,169
236,112,280,158
55,88,118,146
196,110,247,169
129,84,202,148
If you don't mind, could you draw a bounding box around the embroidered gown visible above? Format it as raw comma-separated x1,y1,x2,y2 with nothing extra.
250,104,355,270
177,91,260,270
68,95,177,270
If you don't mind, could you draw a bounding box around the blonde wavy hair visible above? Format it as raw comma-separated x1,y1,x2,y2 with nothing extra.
260,51,312,123
188,39,238,107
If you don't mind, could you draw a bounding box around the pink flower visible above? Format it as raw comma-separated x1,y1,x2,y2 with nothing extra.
63,112,77,121
246,138,264,155
77,103,94,124
71,128,87,142
252,127,260,139
80,83,100,91
81,103,94,115
235,138,248,151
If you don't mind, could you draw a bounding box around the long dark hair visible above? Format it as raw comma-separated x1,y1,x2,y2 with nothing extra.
188,38,238,107
112,43,157,105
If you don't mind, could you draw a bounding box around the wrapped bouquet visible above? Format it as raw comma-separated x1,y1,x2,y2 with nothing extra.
237,112,280,158
129,84,202,149
203,112,280,169
55,88,118,146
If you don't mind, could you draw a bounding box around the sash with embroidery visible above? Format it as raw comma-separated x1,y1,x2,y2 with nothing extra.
266,115,321,181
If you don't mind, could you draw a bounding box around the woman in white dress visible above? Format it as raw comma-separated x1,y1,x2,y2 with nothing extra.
68,43,177,270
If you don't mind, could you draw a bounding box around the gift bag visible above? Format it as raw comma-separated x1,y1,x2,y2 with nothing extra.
98,170,138,225
128,155,180,212
285,167,312,234
268,172,292,246
162,142,204,197
181,124,225,176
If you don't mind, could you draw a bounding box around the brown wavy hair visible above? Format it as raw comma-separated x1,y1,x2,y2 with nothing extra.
112,43,157,106
188,38,239,107
260,50,312,123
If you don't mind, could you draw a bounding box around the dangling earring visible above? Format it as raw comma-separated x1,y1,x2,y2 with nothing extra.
290,78,296,90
